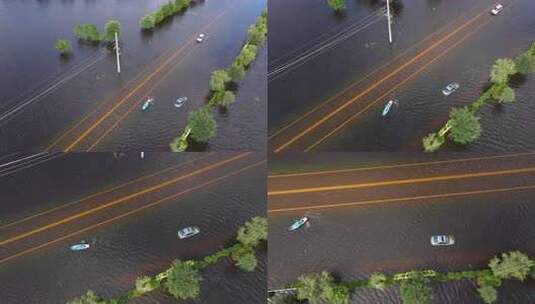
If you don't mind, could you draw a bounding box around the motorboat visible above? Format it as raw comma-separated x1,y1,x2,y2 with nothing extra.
430,235,455,246
174,96,188,108
288,216,309,231
442,82,460,96
382,99,395,116
70,242,90,251
141,97,154,111
178,226,200,239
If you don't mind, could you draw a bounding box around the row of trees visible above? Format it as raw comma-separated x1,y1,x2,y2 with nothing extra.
55,20,121,56
67,216,267,304
423,41,535,152
271,251,535,304
170,10,267,152
139,0,192,30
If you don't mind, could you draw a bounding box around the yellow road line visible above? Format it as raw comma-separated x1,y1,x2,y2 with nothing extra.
269,152,535,178
63,11,227,152
0,160,265,265
268,166,535,196
268,183,535,213
0,152,249,246
0,153,214,230
273,3,494,152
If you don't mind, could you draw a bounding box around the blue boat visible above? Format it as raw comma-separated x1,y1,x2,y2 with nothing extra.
382,99,395,116
288,217,309,231
70,241,90,251
141,97,154,111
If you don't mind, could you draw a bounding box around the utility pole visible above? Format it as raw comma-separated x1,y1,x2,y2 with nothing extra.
115,31,121,74
386,0,393,44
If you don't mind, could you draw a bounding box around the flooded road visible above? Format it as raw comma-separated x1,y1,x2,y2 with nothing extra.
268,153,535,303
0,0,266,153
268,0,535,152
0,152,266,303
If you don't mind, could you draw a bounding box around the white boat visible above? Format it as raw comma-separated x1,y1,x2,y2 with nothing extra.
442,82,460,96
70,242,90,251
174,96,188,108
178,226,200,239
382,100,395,116
288,217,309,231
141,97,154,111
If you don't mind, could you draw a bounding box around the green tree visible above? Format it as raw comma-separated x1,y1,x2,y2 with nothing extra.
234,251,258,272
134,276,159,294
227,63,246,82
247,24,266,46
369,272,388,290
187,107,217,143
515,53,535,74
490,58,517,84
67,290,103,304
399,277,432,304
327,0,346,11
478,285,498,304
55,39,71,55
210,70,231,92
165,260,202,300
489,251,534,281
74,23,101,42
104,20,121,41
422,132,444,152
490,84,515,103
447,107,481,144
295,272,348,304
220,91,236,107
139,14,156,29
237,216,268,247
236,45,258,67
175,0,192,11
152,10,166,24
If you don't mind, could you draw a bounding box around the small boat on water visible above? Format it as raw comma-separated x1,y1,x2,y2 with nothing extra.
70,242,90,251
174,97,188,108
141,97,154,111
289,216,309,231
382,99,395,116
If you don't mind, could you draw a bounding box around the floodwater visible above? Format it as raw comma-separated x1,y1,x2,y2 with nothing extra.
0,153,266,304
268,0,535,152
0,0,266,153
268,153,535,303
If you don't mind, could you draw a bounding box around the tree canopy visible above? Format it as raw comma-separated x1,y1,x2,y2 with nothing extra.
104,20,121,41
399,277,432,304
296,271,349,304
165,260,202,300
490,58,517,84
327,0,346,11
489,251,534,281
447,107,481,144
187,107,217,143
237,216,268,247
55,39,71,55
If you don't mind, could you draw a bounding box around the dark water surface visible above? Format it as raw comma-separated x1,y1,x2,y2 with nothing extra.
269,0,535,152
0,153,266,303
268,153,535,303
0,0,266,153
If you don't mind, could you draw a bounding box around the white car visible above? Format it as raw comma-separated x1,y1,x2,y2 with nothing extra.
196,33,206,43
442,82,460,96
491,4,503,15
430,235,455,246
178,226,200,239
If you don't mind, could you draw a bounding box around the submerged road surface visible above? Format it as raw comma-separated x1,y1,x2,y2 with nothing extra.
268,152,535,303
0,152,266,304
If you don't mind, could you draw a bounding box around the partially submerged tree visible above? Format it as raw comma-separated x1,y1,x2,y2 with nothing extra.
447,107,481,144
74,23,101,42
295,271,349,304
104,20,121,41
422,132,445,152
139,14,156,29
210,70,231,92
369,272,389,290
490,84,515,103
489,251,534,281
237,216,268,247
165,260,202,300
399,276,432,304
67,290,103,304
187,107,217,143
515,52,535,74
327,0,346,11
490,58,517,84
233,250,258,272
477,285,498,304
55,39,71,55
